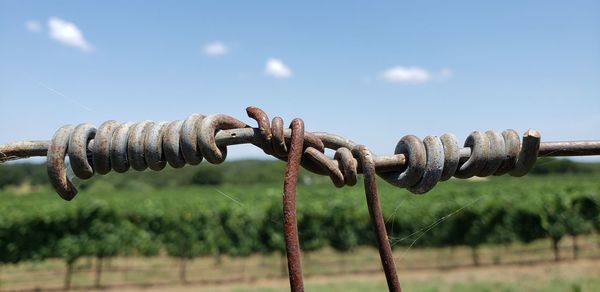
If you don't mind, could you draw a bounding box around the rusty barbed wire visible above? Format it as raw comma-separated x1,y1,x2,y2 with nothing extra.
283,118,305,292
2,106,600,292
355,145,401,292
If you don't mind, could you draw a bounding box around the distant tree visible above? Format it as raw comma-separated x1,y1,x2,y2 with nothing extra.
88,220,122,288
484,207,515,245
257,202,287,275
0,166,21,188
163,211,212,283
510,207,545,244
451,209,483,266
191,167,223,185
298,205,328,256
530,158,595,175
570,195,600,232
326,203,361,253
541,195,568,261
215,207,260,276
57,235,91,290
221,160,285,185
478,206,515,265
111,220,161,258
565,196,594,259
0,163,47,188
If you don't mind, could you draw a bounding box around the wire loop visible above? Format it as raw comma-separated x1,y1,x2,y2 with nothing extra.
46,106,541,199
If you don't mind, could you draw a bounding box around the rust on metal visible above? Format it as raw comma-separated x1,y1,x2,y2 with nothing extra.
246,106,274,155
0,140,50,162
283,118,305,292
354,145,402,292
539,140,600,156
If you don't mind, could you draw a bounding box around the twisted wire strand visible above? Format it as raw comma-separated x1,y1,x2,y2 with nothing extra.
47,108,324,200
48,114,246,200
305,129,540,194
46,106,541,200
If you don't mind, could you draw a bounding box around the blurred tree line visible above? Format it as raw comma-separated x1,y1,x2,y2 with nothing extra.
1,157,598,190
0,159,309,190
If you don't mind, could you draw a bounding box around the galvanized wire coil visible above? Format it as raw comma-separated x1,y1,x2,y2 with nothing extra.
45,106,541,201
304,129,540,194
47,108,324,200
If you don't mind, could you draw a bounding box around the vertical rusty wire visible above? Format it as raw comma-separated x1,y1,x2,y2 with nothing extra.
283,118,305,292
354,145,402,292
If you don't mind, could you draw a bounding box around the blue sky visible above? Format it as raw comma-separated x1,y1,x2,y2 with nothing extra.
1,1,599,160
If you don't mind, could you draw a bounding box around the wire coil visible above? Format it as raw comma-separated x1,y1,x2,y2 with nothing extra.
304,130,540,194
379,129,540,193
46,106,540,200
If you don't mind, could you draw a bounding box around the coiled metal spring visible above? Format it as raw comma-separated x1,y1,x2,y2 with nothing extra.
46,106,540,200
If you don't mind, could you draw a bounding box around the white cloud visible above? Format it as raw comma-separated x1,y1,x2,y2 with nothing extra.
204,41,228,56
47,17,93,52
265,58,292,79
380,66,452,83
25,20,42,33
381,66,431,83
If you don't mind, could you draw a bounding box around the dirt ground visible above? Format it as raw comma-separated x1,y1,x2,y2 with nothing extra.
95,258,600,292
4,239,598,291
